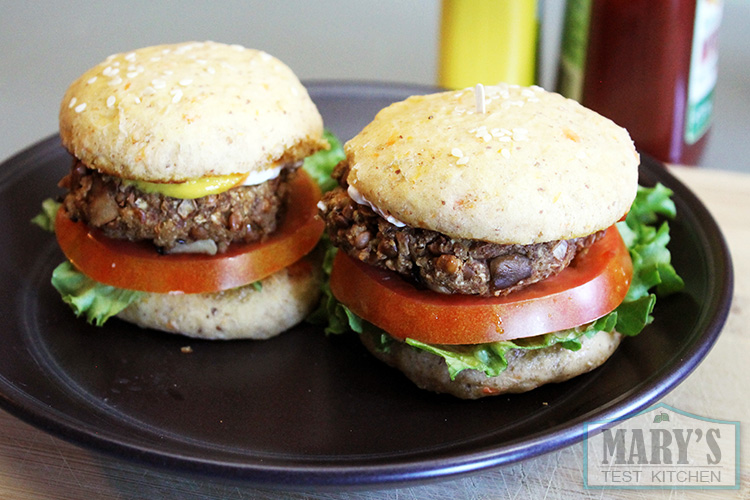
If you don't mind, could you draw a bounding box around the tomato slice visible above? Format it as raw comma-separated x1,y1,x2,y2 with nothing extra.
55,170,324,294
329,226,633,344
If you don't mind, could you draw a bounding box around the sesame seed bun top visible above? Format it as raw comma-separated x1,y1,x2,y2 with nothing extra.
59,41,326,182
344,84,640,244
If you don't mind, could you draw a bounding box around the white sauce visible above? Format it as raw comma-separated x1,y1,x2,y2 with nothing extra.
241,166,283,186
347,184,406,227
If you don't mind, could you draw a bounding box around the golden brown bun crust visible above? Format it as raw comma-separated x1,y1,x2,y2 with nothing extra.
344,84,639,244
360,330,622,399
116,256,322,340
59,41,326,182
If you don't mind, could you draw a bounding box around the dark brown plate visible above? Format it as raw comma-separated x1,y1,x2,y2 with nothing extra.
0,82,733,489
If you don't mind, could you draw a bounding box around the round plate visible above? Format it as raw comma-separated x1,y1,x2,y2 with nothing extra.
0,82,733,489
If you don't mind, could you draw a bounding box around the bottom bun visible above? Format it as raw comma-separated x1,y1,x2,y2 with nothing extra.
360,330,622,399
116,255,322,340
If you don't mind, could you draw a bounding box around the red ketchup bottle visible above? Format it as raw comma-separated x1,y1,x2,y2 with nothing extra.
557,0,723,165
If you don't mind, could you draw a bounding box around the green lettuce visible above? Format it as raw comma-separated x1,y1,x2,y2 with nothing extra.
51,261,145,326
303,129,345,193
30,198,61,232
33,199,148,325
406,314,619,379
316,183,685,380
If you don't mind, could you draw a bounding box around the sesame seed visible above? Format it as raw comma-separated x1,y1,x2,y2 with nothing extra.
456,156,470,165
102,66,119,77
171,89,183,103
151,79,166,89
206,66,216,74
124,52,136,62
231,44,245,51
451,148,463,158
474,125,491,142
126,71,139,78
87,76,97,84
108,76,122,86
106,96,116,107
74,102,87,113
179,78,193,86
134,96,141,104
512,128,529,141
150,56,161,62
500,148,511,159
260,52,272,61
68,97,77,108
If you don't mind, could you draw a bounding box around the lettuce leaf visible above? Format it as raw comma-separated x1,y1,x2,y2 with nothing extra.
303,129,345,193
31,198,61,233
306,237,361,334
51,261,145,326
317,183,685,380
33,200,144,326
406,313,619,378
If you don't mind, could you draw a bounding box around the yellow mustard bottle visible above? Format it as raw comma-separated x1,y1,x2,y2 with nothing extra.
438,0,538,89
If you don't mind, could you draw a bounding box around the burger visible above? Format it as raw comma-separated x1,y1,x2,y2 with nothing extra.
46,41,329,340
317,84,683,398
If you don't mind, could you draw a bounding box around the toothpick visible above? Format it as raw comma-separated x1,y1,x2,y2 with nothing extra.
475,83,486,114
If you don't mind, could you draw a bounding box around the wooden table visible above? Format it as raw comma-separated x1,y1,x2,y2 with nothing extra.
0,165,747,499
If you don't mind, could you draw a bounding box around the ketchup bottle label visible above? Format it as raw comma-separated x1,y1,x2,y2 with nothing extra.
685,0,723,145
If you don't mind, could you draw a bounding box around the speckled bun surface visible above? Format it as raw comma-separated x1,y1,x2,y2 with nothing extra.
116,255,322,340
59,41,326,182
344,84,639,244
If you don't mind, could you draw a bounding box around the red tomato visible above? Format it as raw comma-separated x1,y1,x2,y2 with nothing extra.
329,226,633,344
55,171,324,294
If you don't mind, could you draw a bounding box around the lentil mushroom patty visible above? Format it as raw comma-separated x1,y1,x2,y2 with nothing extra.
319,162,603,297
60,159,298,254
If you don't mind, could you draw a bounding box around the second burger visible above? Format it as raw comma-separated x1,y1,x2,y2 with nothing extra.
318,83,683,398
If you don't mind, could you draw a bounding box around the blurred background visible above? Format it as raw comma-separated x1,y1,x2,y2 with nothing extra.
1,0,748,170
